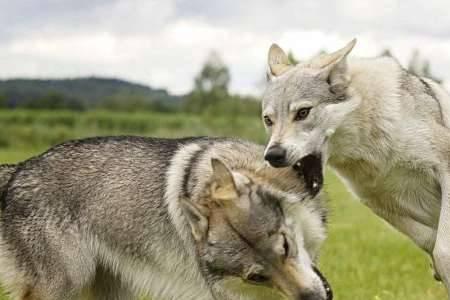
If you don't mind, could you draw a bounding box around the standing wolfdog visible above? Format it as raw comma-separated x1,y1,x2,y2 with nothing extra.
0,136,331,300
261,38,450,296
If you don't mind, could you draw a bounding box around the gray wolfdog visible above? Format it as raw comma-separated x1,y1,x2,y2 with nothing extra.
262,38,450,297
0,136,331,300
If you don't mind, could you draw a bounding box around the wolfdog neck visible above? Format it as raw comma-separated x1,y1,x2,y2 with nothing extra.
165,139,310,246
165,139,262,245
327,57,401,165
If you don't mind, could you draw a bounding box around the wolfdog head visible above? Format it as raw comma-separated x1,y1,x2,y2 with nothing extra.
182,159,332,300
261,39,359,184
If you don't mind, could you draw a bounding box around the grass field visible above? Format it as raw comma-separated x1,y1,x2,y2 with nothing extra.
0,110,446,299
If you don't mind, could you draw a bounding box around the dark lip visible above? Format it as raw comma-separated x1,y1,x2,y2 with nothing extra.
313,266,333,300
266,159,289,168
293,153,323,197
267,160,291,168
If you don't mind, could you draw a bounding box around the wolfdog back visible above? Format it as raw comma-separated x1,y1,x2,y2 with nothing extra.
0,136,328,300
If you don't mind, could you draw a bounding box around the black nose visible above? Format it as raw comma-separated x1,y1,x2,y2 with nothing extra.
264,145,288,168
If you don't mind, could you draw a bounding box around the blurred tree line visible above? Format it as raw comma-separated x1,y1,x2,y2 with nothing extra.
184,51,259,116
0,52,260,116
0,77,181,113
0,48,441,115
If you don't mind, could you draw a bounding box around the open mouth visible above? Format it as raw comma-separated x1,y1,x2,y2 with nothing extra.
293,153,323,197
313,266,333,300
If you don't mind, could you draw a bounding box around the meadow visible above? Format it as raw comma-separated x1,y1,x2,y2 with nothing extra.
0,109,446,300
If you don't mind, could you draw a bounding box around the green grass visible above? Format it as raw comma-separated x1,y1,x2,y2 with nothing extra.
0,109,446,299
320,172,446,299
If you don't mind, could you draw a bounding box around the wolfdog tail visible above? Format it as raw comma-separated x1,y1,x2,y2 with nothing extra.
0,164,16,198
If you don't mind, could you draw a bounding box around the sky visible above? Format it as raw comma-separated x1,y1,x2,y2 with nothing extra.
1,0,449,95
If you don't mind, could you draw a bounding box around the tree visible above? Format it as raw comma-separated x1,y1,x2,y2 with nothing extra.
185,51,231,113
194,51,230,94
0,95,7,108
22,93,85,110
408,49,441,83
287,51,299,65
98,94,152,112
380,49,393,57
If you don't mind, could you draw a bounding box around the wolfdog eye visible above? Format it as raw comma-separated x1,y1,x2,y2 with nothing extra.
247,273,270,284
294,107,312,121
263,115,273,127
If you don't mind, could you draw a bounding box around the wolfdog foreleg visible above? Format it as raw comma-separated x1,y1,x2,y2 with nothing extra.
434,171,450,299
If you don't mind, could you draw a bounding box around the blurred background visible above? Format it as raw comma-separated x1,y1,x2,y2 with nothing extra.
0,0,448,299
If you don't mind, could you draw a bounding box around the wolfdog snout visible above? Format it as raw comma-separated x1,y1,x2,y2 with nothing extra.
264,144,288,167
297,272,333,300
264,145,324,196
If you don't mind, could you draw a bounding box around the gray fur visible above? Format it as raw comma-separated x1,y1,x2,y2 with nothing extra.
262,39,450,298
0,136,329,300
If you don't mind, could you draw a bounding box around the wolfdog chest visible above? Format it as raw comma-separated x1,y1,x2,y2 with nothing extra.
330,157,441,248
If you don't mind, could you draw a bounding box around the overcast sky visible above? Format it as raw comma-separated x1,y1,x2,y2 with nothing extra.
1,0,449,95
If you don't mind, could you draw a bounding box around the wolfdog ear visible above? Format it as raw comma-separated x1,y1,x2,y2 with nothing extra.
181,198,209,241
268,43,292,78
314,39,357,95
210,158,238,201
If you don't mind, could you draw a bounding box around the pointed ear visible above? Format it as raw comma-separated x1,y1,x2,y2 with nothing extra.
210,159,238,201
312,39,356,70
313,39,357,95
181,198,209,242
268,43,293,77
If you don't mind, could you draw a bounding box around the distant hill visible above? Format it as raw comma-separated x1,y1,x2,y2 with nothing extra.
0,77,183,110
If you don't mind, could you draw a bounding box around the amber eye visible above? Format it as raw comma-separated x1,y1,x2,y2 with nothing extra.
247,273,270,284
294,107,312,121
263,115,273,127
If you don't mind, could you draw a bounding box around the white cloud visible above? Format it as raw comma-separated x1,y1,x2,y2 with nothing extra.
0,18,272,95
0,0,449,95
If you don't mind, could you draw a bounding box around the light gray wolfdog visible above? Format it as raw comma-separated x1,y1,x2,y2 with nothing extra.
262,38,450,297
0,136,332,300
